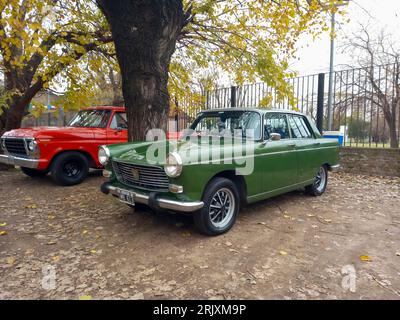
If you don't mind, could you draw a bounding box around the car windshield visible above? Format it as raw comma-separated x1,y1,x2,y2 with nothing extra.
68,110,111,128
189,111,262,140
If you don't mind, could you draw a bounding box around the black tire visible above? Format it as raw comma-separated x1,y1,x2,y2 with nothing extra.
305,165,328,196
193,177,240,236
50,151,89,186
20,167,48,177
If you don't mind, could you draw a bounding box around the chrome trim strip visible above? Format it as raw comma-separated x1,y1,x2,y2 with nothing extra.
105,185,204,213
247,179,315,201
0,154,39,168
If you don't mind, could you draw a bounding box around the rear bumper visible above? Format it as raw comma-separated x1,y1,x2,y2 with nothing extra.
100,182,204,213
329,164,341,172
0,154,39,169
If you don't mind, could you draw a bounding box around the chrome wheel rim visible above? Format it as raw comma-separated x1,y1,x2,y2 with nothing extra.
314,167,326,192
209,188,235,228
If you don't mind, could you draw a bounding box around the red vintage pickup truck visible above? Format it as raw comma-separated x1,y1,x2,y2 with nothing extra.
0,106,128,186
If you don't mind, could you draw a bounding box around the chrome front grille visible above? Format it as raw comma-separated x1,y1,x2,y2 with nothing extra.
4,138,29,157
112,160,169,192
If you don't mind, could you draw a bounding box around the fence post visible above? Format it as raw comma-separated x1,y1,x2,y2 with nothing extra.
230,86,236,108
316,73,325,133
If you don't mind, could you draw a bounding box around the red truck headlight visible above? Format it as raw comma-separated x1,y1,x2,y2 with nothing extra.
99,145,110,166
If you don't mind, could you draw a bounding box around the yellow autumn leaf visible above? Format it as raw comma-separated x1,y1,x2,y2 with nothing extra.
360,255,372,262
90,249,97,254
0,222,6,227
52,256,60,262
82,230,88,235
48,215,55,220
0,231,7,236
79,295,93,300
7,257,15,265
279,250,288,256
181,232,191,238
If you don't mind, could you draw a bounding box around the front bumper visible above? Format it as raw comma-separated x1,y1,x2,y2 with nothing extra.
329,164,341,172
0,154,39,169
100,182,204,213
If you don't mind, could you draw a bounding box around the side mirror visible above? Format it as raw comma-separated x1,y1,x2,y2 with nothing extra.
270,133,281,141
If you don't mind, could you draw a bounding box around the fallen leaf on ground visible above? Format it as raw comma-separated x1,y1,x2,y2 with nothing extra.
360,255,372,262
0,222,6,227
46,241,57,245
25,204,37,209
396,252,400,257
48,215,55,220
52,256,60,262
90,249,97,254
181,232,191,238
0,231,7,236
82,230,88,235
6,257,15,265
79,295,92,300
279,250,288,256
257,222,266,225
324,219,332,223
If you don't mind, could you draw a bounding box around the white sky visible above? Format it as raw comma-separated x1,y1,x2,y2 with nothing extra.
290,0,400,75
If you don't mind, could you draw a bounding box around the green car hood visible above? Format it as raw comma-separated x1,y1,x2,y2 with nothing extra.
111,137,252,167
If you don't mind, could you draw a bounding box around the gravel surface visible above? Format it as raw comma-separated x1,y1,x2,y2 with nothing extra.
0,169,399,300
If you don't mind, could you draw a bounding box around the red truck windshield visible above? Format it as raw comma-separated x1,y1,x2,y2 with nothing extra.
68,110,111,128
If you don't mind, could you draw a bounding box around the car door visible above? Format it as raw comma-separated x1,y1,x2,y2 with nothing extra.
287,114,320,183
258,112,298,193
107,112,128,144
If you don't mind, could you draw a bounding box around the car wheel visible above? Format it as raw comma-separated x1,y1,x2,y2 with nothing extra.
51,152,89,186
20,167,48,177
305,165,328,196
194,177,240,236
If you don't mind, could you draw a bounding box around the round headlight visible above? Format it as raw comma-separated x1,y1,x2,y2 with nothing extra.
28,139,38,152
164,152,183,178
98,145,110,166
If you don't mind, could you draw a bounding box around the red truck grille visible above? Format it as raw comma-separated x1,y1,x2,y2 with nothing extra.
4,138,29,157
112,160,170,192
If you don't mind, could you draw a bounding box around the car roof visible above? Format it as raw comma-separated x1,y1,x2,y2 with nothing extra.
200,108,305,116
87,106,125,111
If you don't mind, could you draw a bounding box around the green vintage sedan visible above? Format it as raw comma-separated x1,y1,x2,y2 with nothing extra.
99,108,340,235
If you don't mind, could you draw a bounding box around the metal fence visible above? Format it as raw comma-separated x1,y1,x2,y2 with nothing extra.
174,64,400,148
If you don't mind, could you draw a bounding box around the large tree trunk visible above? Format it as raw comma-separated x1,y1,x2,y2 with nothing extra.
97,0,186,141
0,79,43,136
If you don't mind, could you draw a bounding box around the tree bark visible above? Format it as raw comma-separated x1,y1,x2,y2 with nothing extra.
386,112,399,148
97,0,186,141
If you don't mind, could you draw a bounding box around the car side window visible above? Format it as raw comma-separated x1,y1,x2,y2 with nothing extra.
264,113,290,140
110,112,128,130
288,115,313,139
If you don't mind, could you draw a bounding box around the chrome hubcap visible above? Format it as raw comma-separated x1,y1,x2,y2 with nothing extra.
209,188,235,228
315,167,326,192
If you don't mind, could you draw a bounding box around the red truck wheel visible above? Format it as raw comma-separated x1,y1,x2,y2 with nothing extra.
51,151,89,186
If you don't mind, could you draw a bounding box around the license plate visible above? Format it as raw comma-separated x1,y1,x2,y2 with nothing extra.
119,190,135,205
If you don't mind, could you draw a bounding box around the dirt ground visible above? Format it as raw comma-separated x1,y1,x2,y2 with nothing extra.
0,168,399,300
